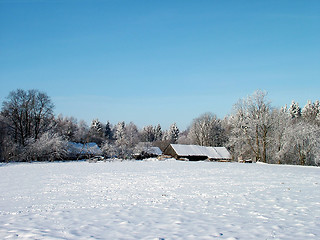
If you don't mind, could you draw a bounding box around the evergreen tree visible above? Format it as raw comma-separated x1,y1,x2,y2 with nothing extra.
154,124,163,141
105,121,113,140
289,101,301,119
89,119,104,145
167,123,180,143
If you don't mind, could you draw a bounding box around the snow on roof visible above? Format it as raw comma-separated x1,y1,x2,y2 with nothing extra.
148,147,162,156
214,147,232,159
170,144,231,159
134,143,163,156
68,142,102,155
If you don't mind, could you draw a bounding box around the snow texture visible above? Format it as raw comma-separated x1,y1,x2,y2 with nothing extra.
0,160,319,239
171,144,231,159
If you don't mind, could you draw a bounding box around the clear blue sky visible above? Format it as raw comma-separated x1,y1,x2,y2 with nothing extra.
1,0,319,130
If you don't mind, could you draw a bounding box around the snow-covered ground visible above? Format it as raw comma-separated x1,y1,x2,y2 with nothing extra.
0,160,319,240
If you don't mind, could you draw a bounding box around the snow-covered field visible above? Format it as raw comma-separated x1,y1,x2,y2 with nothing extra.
0,160,319,240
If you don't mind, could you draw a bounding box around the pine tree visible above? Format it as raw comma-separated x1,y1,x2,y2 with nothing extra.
154,124,163,141
289,101,301,119
168,123,180,143
89,119,104,145
91,119,103,135
301,100,320,124
105,121,113,140
302,100,315,123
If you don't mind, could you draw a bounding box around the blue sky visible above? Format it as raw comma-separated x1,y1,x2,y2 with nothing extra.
0,0,319,130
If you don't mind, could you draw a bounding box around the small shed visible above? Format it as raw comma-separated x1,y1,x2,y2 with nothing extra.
163,144,231,161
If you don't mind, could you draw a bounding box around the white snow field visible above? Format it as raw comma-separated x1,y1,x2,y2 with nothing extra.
0,160,319,240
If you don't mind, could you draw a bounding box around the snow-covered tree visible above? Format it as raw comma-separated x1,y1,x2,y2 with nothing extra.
54,115,79,141
188,112,226,147
126,122,139,148
113,121,133,158
228,90,273,163
115,121,126,145
281,122,320,165
302,100,320,124
177,129,192,145
104,121,113,140
164,123,180,143
289,101,301,119
101,141,119,158
90,119,103,135
74,120,89,143
154,124,163,141
141,125,155,142
24,132,67,161
267,108,291,164
89,119,104,145
104,121,139,159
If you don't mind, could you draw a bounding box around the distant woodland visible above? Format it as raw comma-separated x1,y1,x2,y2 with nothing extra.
0,89,319,166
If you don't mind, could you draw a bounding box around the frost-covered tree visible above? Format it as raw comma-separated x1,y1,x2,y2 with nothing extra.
141,125,155,142
105,121,139,159
113,121,130,158
126,122,139,149
115,121,126,144
154,124,163,141
74,120,89,143
177,128,192,145
104,121,113,140
101,141,119,158
267,108,291,164
164,123,180,143
281,122,320,165
228,90,273,163
23,132,67,161
188,112,226,147
289,101,301,119
90,119,103,135
54,115,79,141
89,119,104,145
302,100,320,124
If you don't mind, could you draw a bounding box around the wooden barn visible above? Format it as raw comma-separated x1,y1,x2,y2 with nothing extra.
163,144,231,161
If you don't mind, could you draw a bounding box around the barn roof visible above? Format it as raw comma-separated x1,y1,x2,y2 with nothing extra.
148,147,162,156
170,144,231,159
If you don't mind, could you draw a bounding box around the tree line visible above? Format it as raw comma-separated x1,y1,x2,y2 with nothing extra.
0,89,319,165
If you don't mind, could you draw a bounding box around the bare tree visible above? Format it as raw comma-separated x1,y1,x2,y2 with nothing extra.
0,115,8,161
1,89,54,146
141,125,155,142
